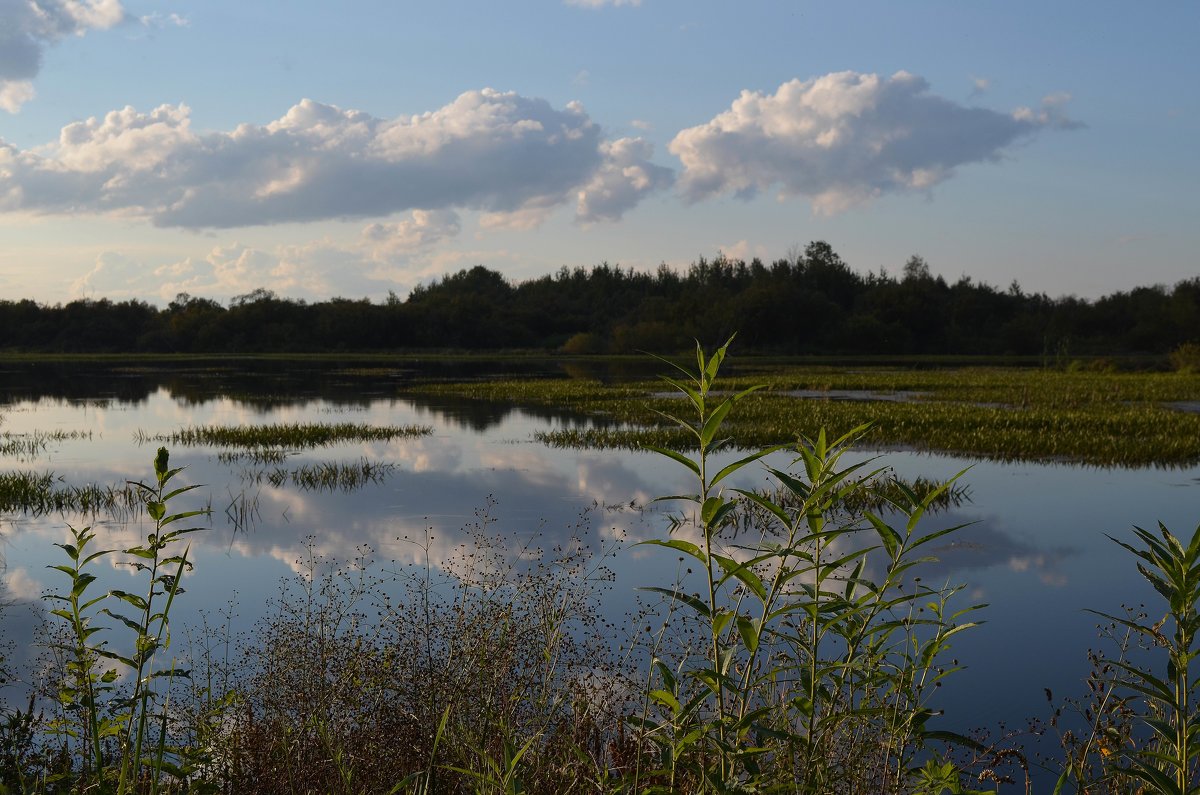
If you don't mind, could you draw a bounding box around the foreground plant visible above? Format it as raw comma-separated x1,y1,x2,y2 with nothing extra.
44,446,207,793
633,338,983,793
1062,523,1200,794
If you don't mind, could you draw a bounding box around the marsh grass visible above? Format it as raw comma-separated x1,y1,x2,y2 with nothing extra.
138,422,432,450
0,471,141,519
0,431,93,459
429,367,1200,466
215,448,292,465
239,458,398,492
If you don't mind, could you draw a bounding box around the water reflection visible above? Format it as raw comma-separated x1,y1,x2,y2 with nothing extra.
0,361,1196,790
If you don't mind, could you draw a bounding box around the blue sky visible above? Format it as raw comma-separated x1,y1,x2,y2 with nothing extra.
0,0,1196,305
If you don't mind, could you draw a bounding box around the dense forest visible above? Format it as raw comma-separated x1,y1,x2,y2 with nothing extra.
1,242,1196,356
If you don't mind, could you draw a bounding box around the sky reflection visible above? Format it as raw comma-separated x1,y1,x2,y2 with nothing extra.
0,362,1196,787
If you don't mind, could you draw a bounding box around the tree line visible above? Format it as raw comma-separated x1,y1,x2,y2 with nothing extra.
1,241,1196,357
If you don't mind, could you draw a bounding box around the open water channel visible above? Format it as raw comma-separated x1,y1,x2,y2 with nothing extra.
0,358,1197,787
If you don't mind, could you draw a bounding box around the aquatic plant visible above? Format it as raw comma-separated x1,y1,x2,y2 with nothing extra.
0,471,141,518
486,366,1200,466
240,458,397,492
138,422,432,450
0,430,93,459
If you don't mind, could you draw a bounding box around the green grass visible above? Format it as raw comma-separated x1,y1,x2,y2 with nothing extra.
138,422,432,449
412,367,1200,466
0,430,93,458
0,470,140,518
242,458,398,492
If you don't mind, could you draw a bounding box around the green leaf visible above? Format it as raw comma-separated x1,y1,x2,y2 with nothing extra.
710,445,785,490
736,615,759,653
637,538,709,565
638,586,711,618
699,399,732,450
712,554,766,600
642,444,700,478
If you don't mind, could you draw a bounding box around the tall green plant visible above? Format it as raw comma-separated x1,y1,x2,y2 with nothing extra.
45,447,207,793
634,338,982,793
1079,523,1200,794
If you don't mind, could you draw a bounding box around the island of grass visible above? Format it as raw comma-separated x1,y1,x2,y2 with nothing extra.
404,365,1200,467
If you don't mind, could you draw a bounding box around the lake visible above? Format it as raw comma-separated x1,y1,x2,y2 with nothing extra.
1,357,1197,787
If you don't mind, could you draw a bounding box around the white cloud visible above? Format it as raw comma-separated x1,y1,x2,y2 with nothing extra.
669,70,1078,214
630,119,653,131
0,89,670,226
0,79,34,112
0,0,126,112
576,137,673,222
361,209,461,255
138,11,188,28
716,239,767,262
71,217,512,304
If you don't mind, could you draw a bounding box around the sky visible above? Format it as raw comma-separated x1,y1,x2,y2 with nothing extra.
0,0,1196,306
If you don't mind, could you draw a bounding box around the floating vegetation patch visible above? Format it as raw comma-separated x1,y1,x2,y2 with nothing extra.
242,458,397,492
0,429,94,458
438,367,1200,467
217,448,293,465
0,470,140,518
139,422,432,450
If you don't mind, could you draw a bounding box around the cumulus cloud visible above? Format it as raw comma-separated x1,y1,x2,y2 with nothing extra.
0,89,669,226
0,0,126,112
669,70,1078,214
576,137,674,222
71,216,514,304
361,209,461,255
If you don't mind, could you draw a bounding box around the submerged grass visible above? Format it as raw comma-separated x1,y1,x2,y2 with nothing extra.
0,430,93,458
139,422,432,450
241,458,398,492
417,367,1200,466
0,470,140,518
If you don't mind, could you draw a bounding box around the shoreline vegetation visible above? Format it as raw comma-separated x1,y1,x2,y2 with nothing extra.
1,343,1197,793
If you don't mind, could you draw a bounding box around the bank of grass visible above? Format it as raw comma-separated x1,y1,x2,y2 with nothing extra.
412,367,1200,467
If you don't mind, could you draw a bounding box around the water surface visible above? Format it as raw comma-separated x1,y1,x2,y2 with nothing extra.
0,359,1195,786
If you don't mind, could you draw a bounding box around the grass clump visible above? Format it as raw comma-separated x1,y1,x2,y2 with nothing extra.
139,422,432,450
0,471,141,518
241,458,398,492
0,430,93,459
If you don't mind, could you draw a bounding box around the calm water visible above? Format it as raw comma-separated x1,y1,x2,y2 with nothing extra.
1,359,1197,783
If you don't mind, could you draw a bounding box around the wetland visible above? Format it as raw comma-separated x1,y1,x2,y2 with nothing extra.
0,353,1198,792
